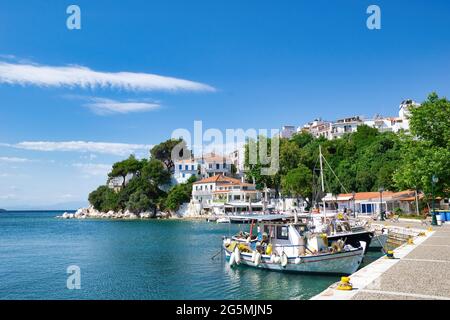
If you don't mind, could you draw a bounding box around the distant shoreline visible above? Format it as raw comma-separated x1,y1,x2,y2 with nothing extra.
0,209,77,213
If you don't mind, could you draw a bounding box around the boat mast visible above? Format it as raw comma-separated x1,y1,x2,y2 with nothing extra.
319,145,326,220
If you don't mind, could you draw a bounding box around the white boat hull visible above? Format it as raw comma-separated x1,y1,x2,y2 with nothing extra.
217,218,231,224
224,246,365,275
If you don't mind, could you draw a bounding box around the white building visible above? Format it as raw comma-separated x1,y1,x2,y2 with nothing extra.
229,148,245,177
301,118,333,139
280,125,297,139
330,116,364,139
191,174,263,214
199,152,232,178
173,159,199,184
298,99,420,141
172,152,234,184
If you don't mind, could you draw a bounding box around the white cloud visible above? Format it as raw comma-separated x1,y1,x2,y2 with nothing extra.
72,163,111,177
84,97,160,115
0,61,215,92
0,194,17,200
0,156,31,163
8,141,152,156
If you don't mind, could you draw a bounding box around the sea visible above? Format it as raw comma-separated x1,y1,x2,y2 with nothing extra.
0,211,383,300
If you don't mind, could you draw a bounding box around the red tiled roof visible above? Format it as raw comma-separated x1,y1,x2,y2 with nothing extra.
338,191,394,201
193,174,251,186
337,190,418,201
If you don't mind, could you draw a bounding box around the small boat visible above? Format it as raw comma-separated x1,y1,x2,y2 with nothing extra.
368,228,389,250
216,217,231,224
223,215,366,275
310,215,374,253
308,146,374,253
206,216,218,222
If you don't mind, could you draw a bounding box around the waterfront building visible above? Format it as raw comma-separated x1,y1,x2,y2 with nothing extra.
173,159,199,184
191,174,263,214
199,152,232,178
323,190,424,215
172,152,234,184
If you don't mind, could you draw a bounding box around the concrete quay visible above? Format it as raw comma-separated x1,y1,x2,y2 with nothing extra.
312,221,450,300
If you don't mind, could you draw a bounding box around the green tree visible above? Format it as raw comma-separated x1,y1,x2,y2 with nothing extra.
150,138,189,173
141,159,171,186
126,190,153,213
281,165,313,207
88,185,119,212
410,93,450,149
394,139,450,198
394,93,450,201
164,176,196,214
108,155,143,187
290,131,314,148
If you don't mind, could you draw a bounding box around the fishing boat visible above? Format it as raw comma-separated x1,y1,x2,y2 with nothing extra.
368,227,389,250
309,216,374,253
223,215,366,275
310,146,374,252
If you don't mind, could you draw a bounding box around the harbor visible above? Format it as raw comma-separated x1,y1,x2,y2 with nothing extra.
312,221,450,300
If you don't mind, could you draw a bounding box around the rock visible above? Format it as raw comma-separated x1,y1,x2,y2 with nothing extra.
140,212,151,219
129,213,137,219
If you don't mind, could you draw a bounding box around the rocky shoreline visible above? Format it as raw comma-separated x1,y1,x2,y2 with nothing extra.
56,206,204,220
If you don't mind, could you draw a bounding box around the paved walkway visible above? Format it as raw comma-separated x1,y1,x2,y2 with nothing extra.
312,222,450,300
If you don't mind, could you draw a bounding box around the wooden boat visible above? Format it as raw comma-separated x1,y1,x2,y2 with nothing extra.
223,215,366,275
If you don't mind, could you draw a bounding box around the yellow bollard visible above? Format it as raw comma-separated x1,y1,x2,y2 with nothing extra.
386,250,395,259
337,276,353,291
428,227,433,232
407,238,414,245
418,232,426,237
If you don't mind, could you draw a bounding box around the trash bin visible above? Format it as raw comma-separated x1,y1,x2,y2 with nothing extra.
446,212,450,222
436,214,442,226
439,212,446,222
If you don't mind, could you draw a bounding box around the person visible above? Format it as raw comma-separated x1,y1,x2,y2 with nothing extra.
257,226,262,241
256,232,269,253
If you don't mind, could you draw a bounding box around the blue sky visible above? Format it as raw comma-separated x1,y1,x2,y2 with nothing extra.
1,0,450,209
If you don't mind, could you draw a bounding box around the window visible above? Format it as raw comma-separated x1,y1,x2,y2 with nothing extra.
191,165,195,170
276,226,289,240
223,163,227,168
185,165,188,170
179,165,182,170
209,164,212,169
216,163,220,170
182,173,185,178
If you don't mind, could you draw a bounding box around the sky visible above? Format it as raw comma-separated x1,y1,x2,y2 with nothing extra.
1,0,450,209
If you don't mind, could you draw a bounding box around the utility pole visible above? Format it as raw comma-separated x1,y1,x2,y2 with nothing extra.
432,175,438,226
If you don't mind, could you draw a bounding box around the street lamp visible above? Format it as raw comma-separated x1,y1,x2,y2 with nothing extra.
431,175,439,226
352,191,356,218
379,187,385,221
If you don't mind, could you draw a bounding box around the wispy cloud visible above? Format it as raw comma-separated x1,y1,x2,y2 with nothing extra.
0,194,17,200
84,97,161,115
0,61,215,92
4,141,152,156
0,156,31,163
72,163,112,177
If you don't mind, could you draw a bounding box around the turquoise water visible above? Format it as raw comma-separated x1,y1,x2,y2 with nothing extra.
0,211,382,300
